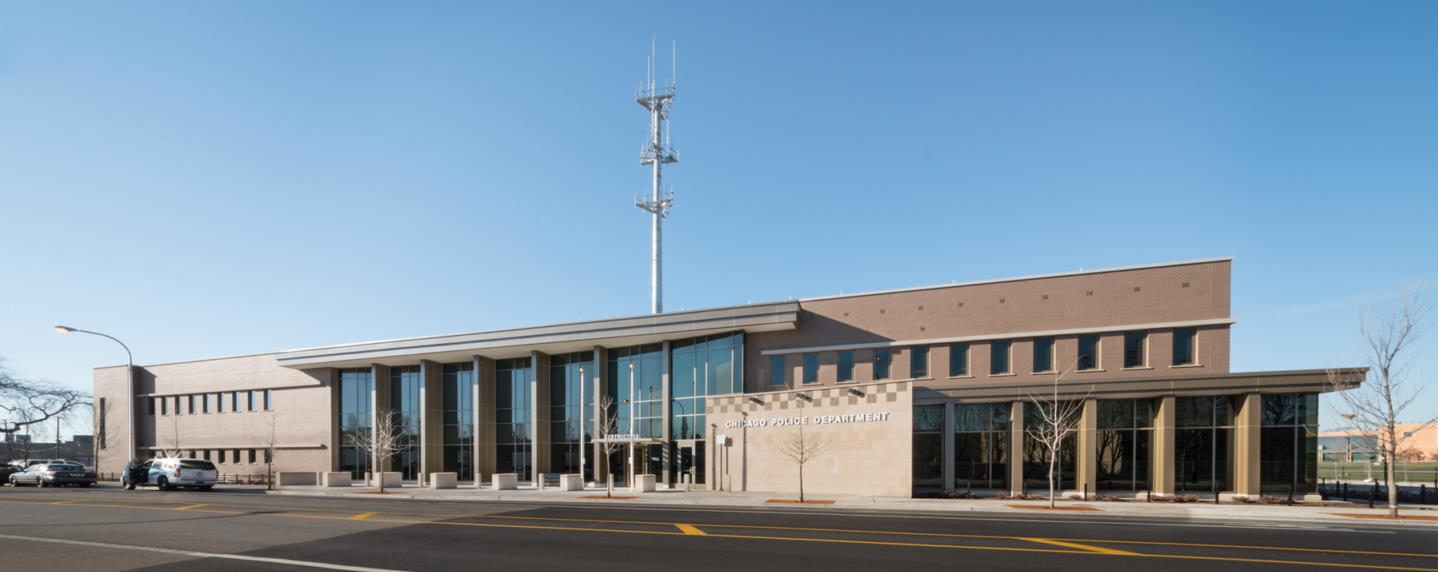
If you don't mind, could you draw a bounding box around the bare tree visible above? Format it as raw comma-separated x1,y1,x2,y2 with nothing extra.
775,392,829,503
261,412,279,490
347,410,405,493
593,394,624,498
1329,287,1430,518
160,410,184,458
1025,363,1088,508
0,362,89,440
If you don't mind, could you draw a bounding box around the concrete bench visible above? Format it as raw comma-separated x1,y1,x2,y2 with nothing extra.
492,473,518,490
322,472,351,487
558,474,583,491
631,474,656,493
429,472,457,489
378,472,402,488
276,472,317,487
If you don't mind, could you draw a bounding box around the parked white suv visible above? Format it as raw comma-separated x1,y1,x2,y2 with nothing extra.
124,458,218,491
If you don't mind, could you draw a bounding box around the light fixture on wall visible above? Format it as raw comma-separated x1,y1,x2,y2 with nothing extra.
796,393,812,402
747,396,764,406
847,388,865,397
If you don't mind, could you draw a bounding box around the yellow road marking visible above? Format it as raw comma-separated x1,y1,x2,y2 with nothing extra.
50,499,87,505
675,523,706,536
1021,537,1139,556
175,504,209,511
350,512,378,521
1048,536,1438,559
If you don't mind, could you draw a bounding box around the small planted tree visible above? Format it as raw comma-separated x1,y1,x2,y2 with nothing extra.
1026,363,1088,509
347,411,405,493
776,391,829,503
594,394,624,498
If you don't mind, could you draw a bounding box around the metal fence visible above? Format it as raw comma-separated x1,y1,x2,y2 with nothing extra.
1317,464,1438,485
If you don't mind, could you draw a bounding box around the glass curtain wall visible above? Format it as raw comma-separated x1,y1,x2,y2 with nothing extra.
671,333,743,441
607,345,661,482
1260,393,1319,493
549,352,593,477
1175,396,1235,492
441,363,474,479
1096,399,1153,491
389,366,421,480
912,405,944,494
338,368,373,479
495,358,533,478
1023,402,1076,491
953,403,1008,490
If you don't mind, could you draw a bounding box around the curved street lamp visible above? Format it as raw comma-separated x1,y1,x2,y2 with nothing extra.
55,325,135,462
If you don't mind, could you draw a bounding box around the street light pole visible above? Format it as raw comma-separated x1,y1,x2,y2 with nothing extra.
628,363,635,488
578,366,585,487
55,326,135,464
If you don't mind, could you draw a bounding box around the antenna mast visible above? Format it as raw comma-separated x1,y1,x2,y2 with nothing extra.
635,40,678,314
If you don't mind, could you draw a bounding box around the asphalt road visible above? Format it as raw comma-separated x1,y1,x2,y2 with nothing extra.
0,486,1433,571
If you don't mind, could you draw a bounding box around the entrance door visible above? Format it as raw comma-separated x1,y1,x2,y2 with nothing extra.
674,440,707,487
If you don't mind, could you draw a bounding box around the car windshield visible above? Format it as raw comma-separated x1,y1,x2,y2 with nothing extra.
179,460,216,471
49,464,81,471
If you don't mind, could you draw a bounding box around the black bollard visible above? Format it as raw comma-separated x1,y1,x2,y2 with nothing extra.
1083,482,1088,501
1370,481,1378,509
1422,484,1427,505
1288,483,1294,506
1342,482,1348,501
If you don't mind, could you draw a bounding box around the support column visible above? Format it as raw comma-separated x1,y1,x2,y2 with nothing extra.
591,347,608,482
1234,392,1262,496
1009,400,1024,495
942,402,955,492
474,356,496,482
1152,395,1176,495
370,364,392,475
531,351,550,484
661,340,672,486
420,360,442,485
1076,399,1098,494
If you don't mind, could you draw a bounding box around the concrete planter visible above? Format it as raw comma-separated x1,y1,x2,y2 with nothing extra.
631,474,656,493
429,472,457,489
492,473,518,490
276,472,317,487
322,472,351,487
559,474,583,491
378,472,402,489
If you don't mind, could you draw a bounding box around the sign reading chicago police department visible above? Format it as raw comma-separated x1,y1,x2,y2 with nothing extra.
723,411,891,430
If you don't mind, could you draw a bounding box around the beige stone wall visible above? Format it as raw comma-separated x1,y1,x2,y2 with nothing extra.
707,380,912,498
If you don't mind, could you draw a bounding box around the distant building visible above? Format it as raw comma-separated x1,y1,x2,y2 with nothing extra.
1320,423,1438,462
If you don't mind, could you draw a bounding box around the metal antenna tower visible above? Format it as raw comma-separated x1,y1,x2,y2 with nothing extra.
635,40,678,314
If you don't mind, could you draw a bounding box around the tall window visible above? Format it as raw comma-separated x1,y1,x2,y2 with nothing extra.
1123,332,1147,368
1024,401,1077,490
547,353,590,477
202,393,210,414
1097,399,1153,491
1172,328,1197,366
990,341,1011,375
1260,393,1318,493
954,403,1008,490
912,405,944,493
769,355,786,386
389,366,422,480
443,363,475,479
147,397,155,416
910,346,929,378
607,344,662,482
231,392,240,412
949,343,969,376
247,391,255,411
1175,396,1235,493
873,349,892,380
837,351,854,382
188,395,195,414
337,368,372,479
159,397,167,415
264,389,273,410
1078,335,1100,370
802,353,819,384
496,358,533,478
1033,338,1054,373
670,332,742,485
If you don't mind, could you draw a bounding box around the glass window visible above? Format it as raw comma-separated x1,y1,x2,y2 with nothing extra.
1033,338,1054,373
912,405,945,494
188,395,195,414
1078,335,1100,370
202,394,210,414
1096,399,1154,491
1023,402,1077,490
769,356,786,386
147,398,155,415
337,368,373,479
264,389,273,410
1261,393,1318,493
159,397,167,415
389,366,422,480
873,349,891,380
802,353,819,384
837,351,854,382
954,403,1009,490
232,392,240,412
1174,396,1235,493
910,346,929,378
443,363,477,479
247,391,256,411
989,341,1011,375
1124,332,1147,368
948,343,969,376
1172,328,1197,366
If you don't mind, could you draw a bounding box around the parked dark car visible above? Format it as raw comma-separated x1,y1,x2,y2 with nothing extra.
8,462,96,487
0,463,23,482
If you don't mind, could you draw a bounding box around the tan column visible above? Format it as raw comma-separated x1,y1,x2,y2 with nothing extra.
592,347,608,481
1009,400,1024,495
370,364,391,474
531,351,550,484
420,360,443,485
1076,399,1097,495
1152,395,1176,495
1234,393,1262,496
474,356,496,481
942,402,955,492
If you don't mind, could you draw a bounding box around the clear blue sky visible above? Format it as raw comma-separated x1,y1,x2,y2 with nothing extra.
2,1,1435,439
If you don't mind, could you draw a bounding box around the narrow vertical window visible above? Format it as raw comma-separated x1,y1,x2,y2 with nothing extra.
160,397,168,416
910,346,929,378
188,395,195,414
248,391,256,411
147,397,156,415
1172,328,1197,366
1033,338,1054,373
802,353,819,384
264,389,273,410
837,351,854,382
990,341,1012,375
1078,335,1100,370
948,343,969,376
874,349,892,380
769,355,786,386
232,391,241,412
99,398,108,449
1124,332,1147,368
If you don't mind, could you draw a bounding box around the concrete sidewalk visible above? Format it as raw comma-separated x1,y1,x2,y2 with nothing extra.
260,483,1438,526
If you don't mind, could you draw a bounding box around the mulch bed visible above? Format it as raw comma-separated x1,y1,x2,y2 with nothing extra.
765,499,836,505
579,495,638,500
1007,505,1101,511
354,491,404,495
1324,513,1438,521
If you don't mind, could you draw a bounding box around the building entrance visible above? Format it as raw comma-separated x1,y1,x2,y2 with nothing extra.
671,440,705,487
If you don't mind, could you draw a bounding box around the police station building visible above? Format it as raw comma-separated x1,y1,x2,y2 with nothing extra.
92,258,1363,498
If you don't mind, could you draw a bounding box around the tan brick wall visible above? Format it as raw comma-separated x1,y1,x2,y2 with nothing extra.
707,380,913,498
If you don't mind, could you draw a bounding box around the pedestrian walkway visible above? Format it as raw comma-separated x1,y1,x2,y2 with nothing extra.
261,483,1438,526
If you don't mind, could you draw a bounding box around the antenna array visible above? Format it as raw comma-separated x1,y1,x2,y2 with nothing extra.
635,40,678,314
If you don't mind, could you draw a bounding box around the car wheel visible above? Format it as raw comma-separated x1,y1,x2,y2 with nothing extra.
198,485,213,491
157,477,170,491
37,479,48,488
